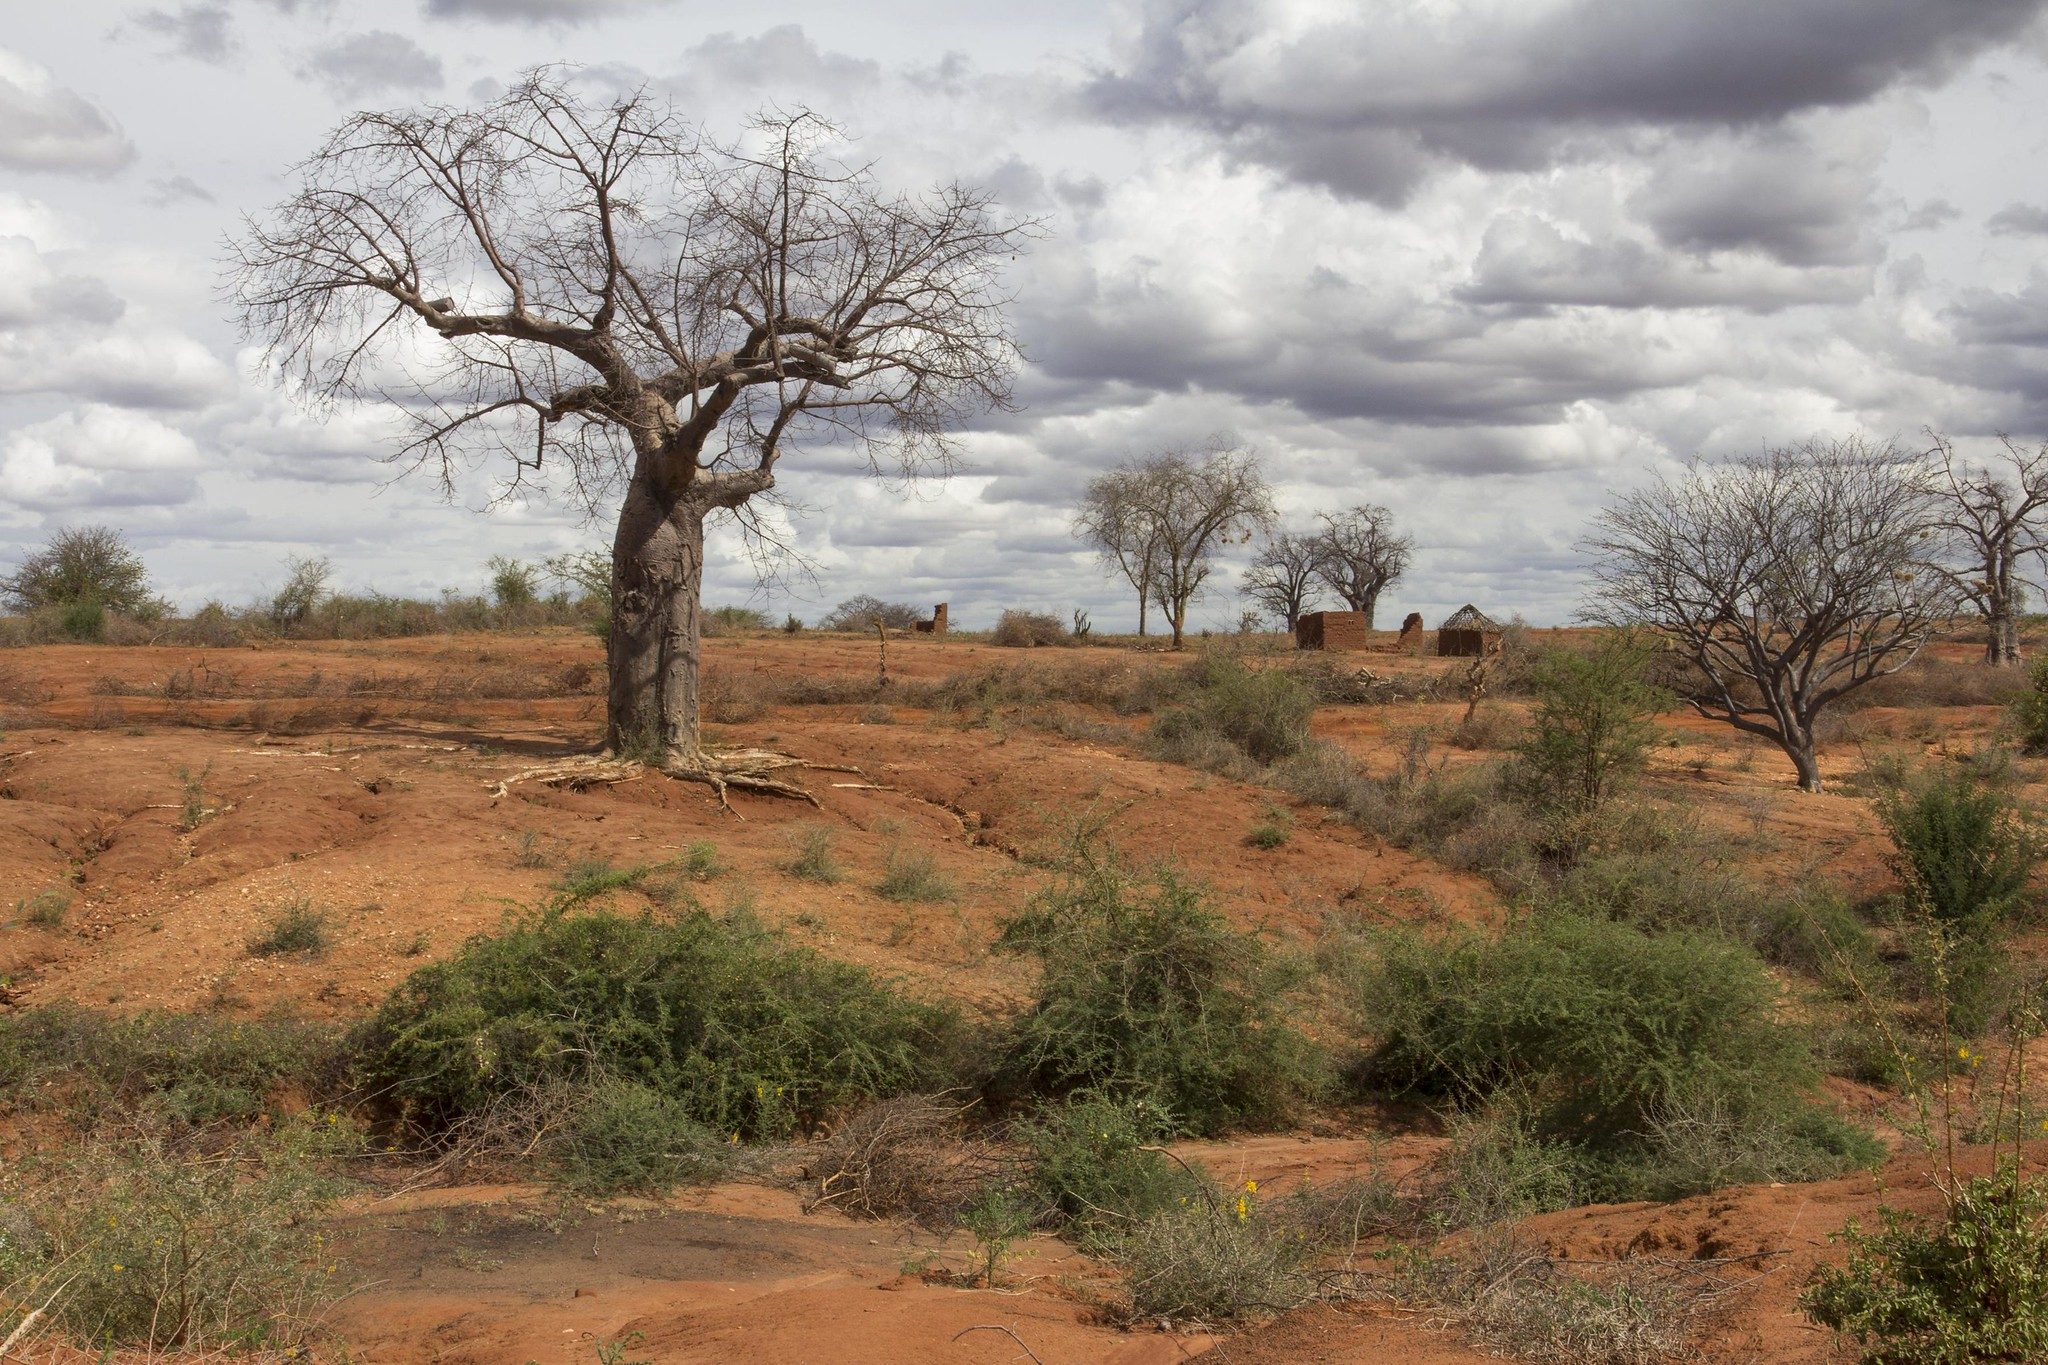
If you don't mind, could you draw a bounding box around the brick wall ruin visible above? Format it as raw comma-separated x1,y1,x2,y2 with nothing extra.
1295,610,1371,651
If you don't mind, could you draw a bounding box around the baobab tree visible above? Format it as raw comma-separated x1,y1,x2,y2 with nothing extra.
1584,438,1956,793
1923,432,2048,665
1310,504,1412,628
1075,442,1272,647
229,73,1028,793
1241,529,1322,632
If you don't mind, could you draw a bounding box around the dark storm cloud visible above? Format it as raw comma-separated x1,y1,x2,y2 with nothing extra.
134,4,236,64
424,0,679,23
1086,0,2047,203
300,31,445,100
1949,278,2048,348
1457,213,1866,315
1632,129,1880,268
1989,203,2048,236
0,54,136,175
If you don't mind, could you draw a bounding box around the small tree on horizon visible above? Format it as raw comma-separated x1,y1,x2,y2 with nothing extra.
228,72,1030,788
1074,442,1273,648
1923,431,2048,666
1241,529,1322,633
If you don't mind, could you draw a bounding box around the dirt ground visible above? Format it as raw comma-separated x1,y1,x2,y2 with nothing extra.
0,625,2036,1363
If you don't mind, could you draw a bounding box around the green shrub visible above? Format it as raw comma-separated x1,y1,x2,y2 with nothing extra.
547,1076,729,1196
1020,1093,1209,1234
1350,911,1876,1200
991,848,1320,1134
2010,658,2048,753
246,899,331,958
1111,1198,1317,1325
0,1006,341,1127
1874,758,2039,933
0,1119,354,1350
59,597,106,642
1508,637,1667,818
356,906,958,1140
1804,1167,2048,1364
1151,655,1316,767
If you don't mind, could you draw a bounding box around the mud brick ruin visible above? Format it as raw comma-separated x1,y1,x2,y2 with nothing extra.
912,602,949,634
1396,611,1425,652
1294,609,1371,650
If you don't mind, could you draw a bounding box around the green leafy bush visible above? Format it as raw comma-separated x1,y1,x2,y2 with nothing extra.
356,906,958,1140
1151,655,1316,767
1350,911,1876,1200
246,899,331,958
991,848,1320,1134
1509,637,1667,818
2010,658,2048,754
1804,1168,2048,1364
547,1076,728,1196
1874,758,2039,933
1020,1093,1210,1234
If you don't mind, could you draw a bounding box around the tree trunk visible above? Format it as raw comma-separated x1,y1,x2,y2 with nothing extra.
606,479,707,761
1987,574,2022,665
1786,735,1823,794
1137,593,1148,637
1360,590,1379,631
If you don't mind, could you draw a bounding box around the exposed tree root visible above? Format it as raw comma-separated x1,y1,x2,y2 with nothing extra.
486,748,867,817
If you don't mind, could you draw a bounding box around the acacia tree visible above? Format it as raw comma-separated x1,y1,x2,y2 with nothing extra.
1075,443,1272,647
1,525,160,616
1923,432,2048,666
1072,464,1169,636
1241,529,1321,632
1584,438,1956,793
1311,504,1411,628
229,73,1027,780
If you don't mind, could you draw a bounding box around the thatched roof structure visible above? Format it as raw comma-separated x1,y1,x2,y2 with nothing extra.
1439,604,1500,631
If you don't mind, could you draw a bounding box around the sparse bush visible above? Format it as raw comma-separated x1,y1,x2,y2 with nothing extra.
702,665,775,722
16,887,71,928
877,848,955,903
1804,1166,2048,1364
0,1005,342,1127
0,1119,355,1351
783,613,804,634
268,554,331,628
1350,911,1877,1201
1112,1196,1318,1325
1151,655,1316,767
992,608,1068,647
356,905,959,1140
58,597,106,642
822,595,923,631
487,555,541,609
960,1186,1036,1283
703,605,771,634
805,1095,994,1227
992,846,1320,1134
783,825,842,883
247,900,331,958
1246,809,1292,848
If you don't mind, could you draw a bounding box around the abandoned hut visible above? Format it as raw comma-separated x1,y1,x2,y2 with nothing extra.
1295,609,1371,651
1437,604,1503,657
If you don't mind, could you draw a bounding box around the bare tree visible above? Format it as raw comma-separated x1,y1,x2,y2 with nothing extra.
228,73,1029,787
1075,442,1272,647
1241,529,1322,632
1923,432,2048,666
1584,438,1956,793
1072,463,1169,637
1310,504,1412,628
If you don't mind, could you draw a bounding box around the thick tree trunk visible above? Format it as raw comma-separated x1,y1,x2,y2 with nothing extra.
1137,594,1148,637
606,479,707,761
1986,576,2022,665
1360,590,1379,631
1786,736,1823,794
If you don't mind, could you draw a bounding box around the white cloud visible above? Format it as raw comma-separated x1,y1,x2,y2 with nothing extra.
0,50,136,175
0,406,205,509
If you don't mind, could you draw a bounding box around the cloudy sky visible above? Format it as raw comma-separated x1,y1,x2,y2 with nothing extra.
6,0,2048,630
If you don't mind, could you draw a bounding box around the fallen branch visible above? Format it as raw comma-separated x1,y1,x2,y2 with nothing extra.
950,1324,1046,1365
